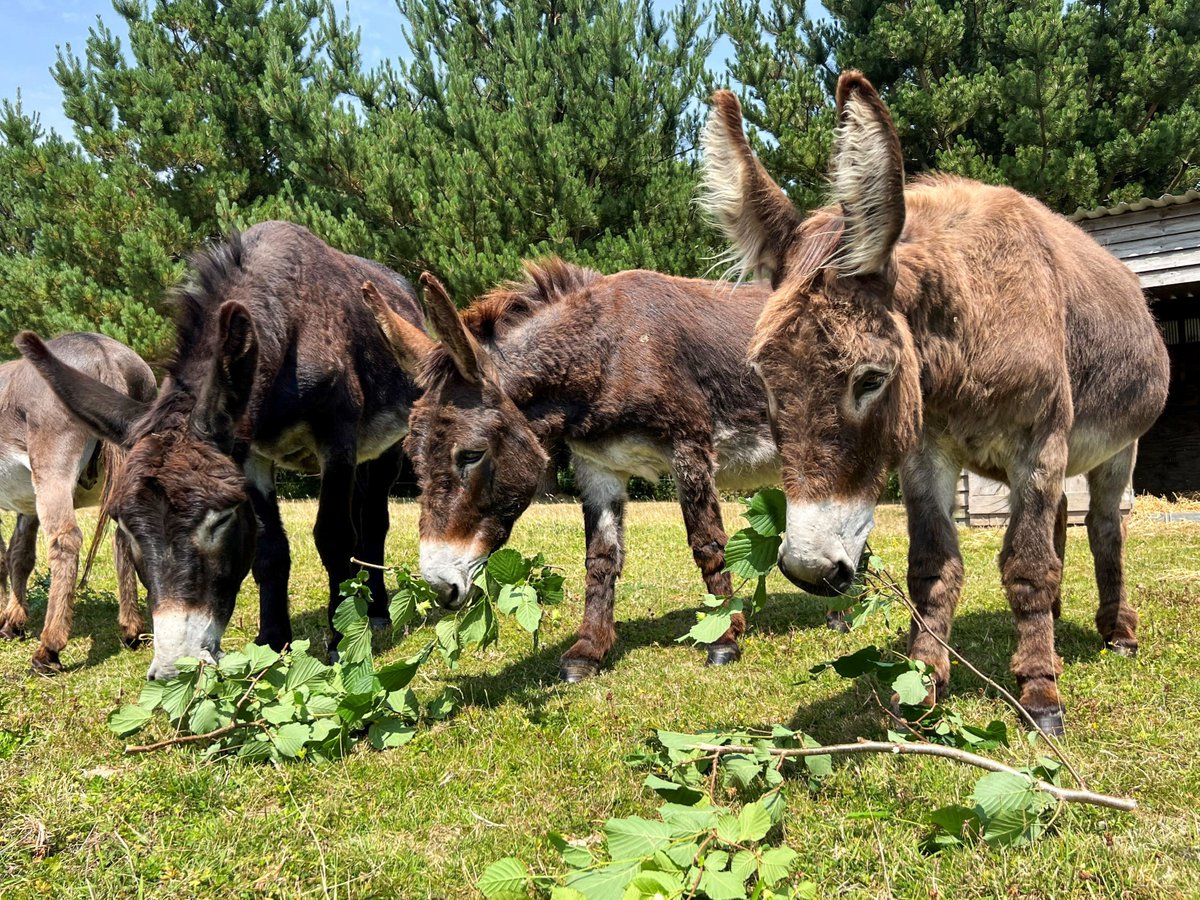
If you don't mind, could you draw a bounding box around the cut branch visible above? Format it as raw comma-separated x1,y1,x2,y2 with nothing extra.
691,740,1135,812
124,719,268,755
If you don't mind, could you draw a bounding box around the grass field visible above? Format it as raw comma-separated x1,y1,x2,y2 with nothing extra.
2,498,1200,898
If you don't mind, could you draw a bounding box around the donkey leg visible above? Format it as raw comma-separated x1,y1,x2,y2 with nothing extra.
900,447,964,703
672,443,743,666
1087,444,1139,656
0,519,8,618
316,447,359,655
1002,441,1069,735
246,455,292,652
113,527,145,648
1052,492,1067,620
30,482,83,674
560,461,626,682
0,515,39,640
352,446,402,629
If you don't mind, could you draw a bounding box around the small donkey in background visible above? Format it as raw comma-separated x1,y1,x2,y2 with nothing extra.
0,332,157,672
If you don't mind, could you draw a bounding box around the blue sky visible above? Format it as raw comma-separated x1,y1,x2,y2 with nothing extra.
0,0,416,137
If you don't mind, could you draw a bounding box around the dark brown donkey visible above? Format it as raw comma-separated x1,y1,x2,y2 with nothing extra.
362,262,776,680
700,73,1170,733
1,332,156,671
17,221,424,679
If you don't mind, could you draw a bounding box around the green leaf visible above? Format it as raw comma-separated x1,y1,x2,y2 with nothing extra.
566,861,640,900
496,583,522,615
603,816,674,863
487,548,530,585
698,866,747,900
244,643,281,671
730,850,756,883
217,651,252,677
678,609,732,645
135,680,166,710
436,616,462,668
188,698,222,734
550,888,588,900
722,754,761,791
623,870,684,899
477,857,530,899
514,589,543,634
737,802,771,842
385,689,420,719
722,528,781,579
389,587,416,628
757,846,798,886
367,718,416,750
458,599,497,650
340,659,377,696
811,645,883,679
273,722,312,758
107,704,153,737
332,594,372,664
375,658,421,692
643,774,704,806
427,688,458,721
743,488,787,537
715,814,742,846
891,669,931,706
284,653,328,692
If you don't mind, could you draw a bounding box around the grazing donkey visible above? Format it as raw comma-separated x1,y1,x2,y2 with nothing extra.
362,262,777,680
700,73,1170,732
18,222,424,679
0,333,156,671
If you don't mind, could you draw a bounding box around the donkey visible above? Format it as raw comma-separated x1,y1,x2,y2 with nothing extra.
0,332,157,671
17,221,424,679
362,262,777,680
699,72,1170,733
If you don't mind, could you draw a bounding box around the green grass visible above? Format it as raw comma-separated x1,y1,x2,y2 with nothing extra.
2,500,1199,898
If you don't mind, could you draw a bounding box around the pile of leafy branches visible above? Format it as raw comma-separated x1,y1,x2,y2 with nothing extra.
106,549,563,761
477,490,1136,898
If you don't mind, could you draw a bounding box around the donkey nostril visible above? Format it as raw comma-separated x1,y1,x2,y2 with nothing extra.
446,584,460,606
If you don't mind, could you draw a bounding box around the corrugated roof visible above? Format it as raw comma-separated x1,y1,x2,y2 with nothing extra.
1070,190,1200,221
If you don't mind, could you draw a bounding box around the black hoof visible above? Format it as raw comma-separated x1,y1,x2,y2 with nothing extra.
1106,641,1137,658
121,634,149,651
826,610,851,634
705,642,741,667
30,650,63,676
1028,706,1066,737
559,658,600,683
0,624,26,641
255,630,292,652
369,616,391,631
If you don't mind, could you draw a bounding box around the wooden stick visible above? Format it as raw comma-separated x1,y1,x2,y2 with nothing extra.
350,556,392,572
691,740,1135,812
124,719,267,754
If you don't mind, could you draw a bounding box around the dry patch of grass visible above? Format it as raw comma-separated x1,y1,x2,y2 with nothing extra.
2,499,1199,897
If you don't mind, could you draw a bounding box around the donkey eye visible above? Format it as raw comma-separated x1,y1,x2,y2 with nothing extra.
455,449,486,470
853,370,889,402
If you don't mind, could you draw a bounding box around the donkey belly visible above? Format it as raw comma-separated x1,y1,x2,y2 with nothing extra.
568,436,672,483
714,425,779,491
0,448,36,516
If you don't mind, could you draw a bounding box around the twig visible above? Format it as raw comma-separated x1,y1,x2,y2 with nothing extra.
866,558,1089,791
350,556,391,571
690,741,1135,812
124,719,268,754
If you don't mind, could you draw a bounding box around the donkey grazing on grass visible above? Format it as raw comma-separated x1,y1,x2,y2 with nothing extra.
18,222,424,679
363,262,777,679
700,73,1169,733
1,332,156,671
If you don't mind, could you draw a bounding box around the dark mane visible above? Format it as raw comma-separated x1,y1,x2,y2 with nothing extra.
167,230,247,384
419,258,600,388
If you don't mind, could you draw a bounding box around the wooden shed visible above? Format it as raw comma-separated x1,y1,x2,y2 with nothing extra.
956,190,1200,525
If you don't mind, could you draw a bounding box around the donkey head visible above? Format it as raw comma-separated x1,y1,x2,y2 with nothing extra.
701,72,922,596
16,300,261,679
363,276,548,608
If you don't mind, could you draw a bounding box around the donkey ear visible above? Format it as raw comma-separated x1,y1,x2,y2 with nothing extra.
830,71,906,276
419,272,499,387
194,301,257,447
362,281,436,377
700,90,803,283
15,331,150,447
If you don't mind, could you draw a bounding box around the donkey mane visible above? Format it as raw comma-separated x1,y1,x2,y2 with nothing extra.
419,258,601,387
167,231,248,384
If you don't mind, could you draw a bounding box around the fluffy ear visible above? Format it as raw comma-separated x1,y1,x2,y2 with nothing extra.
193,301,258,448
700,89,803,283
831,71,906,275
361,281,436,377
15,331,150,447
419,273,499,387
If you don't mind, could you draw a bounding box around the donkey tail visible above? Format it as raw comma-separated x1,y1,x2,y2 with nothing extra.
78,441,124,592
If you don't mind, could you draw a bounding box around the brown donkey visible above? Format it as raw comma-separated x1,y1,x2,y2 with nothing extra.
363,262,776,679
0,333,156,671
18,222,424,678
700,73,1169,733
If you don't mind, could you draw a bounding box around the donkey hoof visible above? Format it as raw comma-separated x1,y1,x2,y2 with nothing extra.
255,630,292,652
121,634,149,651
826,610,851,634
0,623,26,641
705,642,742,667
30,649,63,676
327,645,341,665
1028,707,1066,737
559,658,600,683
1106,640,1138,659
369,616,392,631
